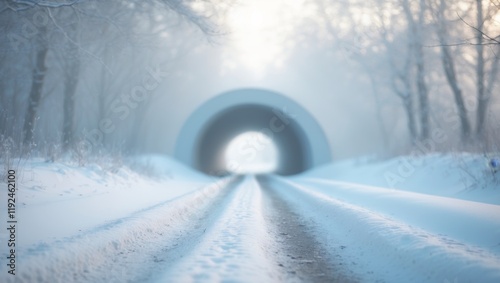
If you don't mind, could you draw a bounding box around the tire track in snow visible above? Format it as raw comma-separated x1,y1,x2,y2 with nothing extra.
266,175,500,283
297,177,500,254
258,176,358,283
155,175,282,282
0,176,240,283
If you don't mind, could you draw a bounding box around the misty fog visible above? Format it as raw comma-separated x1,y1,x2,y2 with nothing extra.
1,0,499,169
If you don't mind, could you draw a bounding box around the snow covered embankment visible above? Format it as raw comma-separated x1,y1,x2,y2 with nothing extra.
0,157,232,283
300,154,500,205
1,176,235,283
267,175,500,283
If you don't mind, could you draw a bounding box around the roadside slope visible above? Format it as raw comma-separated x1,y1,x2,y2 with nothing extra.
266,175,500,283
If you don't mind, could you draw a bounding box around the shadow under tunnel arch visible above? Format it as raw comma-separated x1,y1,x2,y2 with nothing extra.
197,104,310,175
174,88,331,176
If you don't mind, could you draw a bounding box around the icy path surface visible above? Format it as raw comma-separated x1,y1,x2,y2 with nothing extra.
155,175,281,282
156,175,348,282
1,169,500,282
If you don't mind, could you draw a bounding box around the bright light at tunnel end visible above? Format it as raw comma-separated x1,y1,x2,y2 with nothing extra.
225,131,279,175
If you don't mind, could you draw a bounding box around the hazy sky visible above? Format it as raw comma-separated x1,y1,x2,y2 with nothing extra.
145,0,393,161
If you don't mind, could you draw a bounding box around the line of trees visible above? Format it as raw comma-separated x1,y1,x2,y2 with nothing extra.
0,0,218,158
316,0,499,153
1,0,498,161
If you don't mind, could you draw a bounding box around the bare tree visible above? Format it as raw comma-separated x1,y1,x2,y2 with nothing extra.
376,5,419,145
2,0,220,155
447,0,500,139
23,21,49,146
475,0,488,137
431,0,472,141
50,7,82,151
402,0,431,140
315,0,413,147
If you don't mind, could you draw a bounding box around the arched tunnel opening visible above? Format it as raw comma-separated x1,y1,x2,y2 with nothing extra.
174,88,331,176
195,104,311,175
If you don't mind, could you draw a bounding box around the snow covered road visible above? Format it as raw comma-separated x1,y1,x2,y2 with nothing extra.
265,175,500,282
4,174,345,283
155,175,279,282
2,163,500,282
156,175,351,282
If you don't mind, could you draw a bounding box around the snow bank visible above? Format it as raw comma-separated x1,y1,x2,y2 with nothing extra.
0,155,212,247
0,155,232,282
268,175,500,283
299,153,500,204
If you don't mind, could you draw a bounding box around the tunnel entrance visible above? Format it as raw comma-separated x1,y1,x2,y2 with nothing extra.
174,88,331,176
224,131,279,174
196,104,309,175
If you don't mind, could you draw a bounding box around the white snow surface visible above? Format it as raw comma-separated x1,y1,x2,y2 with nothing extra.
274,176,500,282
7,155,212,247
0,153,499,282
155,176,281,282
300,153,500,204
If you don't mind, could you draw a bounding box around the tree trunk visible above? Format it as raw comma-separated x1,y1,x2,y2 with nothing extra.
415,0,430,140
402,0,430,141
485,45,500,105
62,20,80,151
441,45,471,139
62,56,79,151
476,0,487,137
23,47,48,146
404,95,418,144
436,0,471,140
392,75,418,145
415,44,430,140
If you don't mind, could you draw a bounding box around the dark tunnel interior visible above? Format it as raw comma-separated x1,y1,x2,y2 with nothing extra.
194,104,312,176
